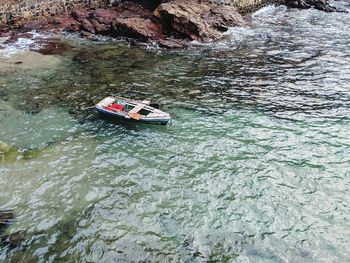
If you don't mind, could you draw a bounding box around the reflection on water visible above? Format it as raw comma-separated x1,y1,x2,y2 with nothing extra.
1,3,350,262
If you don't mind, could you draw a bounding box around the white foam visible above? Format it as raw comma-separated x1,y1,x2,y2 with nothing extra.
252,4,288,20
0,31,48,58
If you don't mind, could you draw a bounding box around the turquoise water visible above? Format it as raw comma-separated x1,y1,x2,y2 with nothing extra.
1,4,350,262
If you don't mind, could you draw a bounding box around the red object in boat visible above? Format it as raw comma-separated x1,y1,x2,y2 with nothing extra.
106,104,124,111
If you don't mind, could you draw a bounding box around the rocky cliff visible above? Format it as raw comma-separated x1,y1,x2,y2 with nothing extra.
0,0,346,48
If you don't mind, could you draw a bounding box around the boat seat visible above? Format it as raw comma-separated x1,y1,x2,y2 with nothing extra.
128,100,150,114
99,97,116,108
107,104,124,112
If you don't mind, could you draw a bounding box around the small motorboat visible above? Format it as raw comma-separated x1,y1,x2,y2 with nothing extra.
95,96,172,125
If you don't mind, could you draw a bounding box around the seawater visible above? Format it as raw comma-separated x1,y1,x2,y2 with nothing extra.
0,3,350,262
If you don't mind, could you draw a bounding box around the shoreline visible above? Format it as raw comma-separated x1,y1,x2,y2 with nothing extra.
0,0,347,49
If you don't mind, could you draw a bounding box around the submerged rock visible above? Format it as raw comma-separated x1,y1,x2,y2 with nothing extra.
1,230,26,249
0,210,14,232
0,140,19,162
0,140,40,162
0,210,14,250
32,38,72,55
0,51,62,72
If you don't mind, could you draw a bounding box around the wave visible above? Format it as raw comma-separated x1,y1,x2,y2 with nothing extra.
0,32,48,58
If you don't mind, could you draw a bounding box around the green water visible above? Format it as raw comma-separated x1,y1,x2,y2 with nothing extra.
1,4,350,262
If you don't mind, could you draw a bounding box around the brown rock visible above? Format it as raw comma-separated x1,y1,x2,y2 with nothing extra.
71,9,90,21
93,8,118,24
112,17,163,41
81,19,96,34
49,16,81,32
0,32,14,38
16,33,34,39
153,1,246,41
158,38,187,48
207,5,246,32
23,18,50,31
80,31,99,41
0,1,250,49
111,16,187,48
90,18,109,34
2,34,17,44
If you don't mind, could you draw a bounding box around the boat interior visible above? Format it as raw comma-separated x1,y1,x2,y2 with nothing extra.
98,97,157,117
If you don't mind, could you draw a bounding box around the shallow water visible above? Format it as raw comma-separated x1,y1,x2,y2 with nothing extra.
0,3,350,262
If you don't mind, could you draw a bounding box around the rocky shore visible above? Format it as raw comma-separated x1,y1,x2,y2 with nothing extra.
0,0,347,48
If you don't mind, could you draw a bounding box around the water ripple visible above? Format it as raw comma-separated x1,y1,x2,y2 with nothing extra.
1,2,350,262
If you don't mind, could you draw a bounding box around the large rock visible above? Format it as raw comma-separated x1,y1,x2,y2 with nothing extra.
112,17,163,40
0,1,247,48
153,1,246,41
81,19,96,34
112,17,187,47
49,16,81,32
0,0,347,50
284,0,348,12
92,8,118,25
